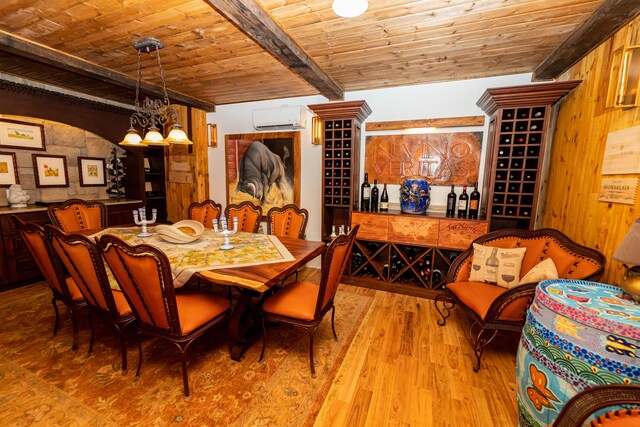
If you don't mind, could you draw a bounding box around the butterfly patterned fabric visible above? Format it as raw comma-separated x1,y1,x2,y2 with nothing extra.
516,279,640,427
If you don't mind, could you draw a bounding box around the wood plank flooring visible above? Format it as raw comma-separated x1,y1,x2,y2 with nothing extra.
316,273,519,426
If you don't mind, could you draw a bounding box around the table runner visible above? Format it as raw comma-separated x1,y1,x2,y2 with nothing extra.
91,227,295,287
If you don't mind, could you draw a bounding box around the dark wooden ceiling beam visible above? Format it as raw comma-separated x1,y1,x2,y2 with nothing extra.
534,0,640,80
204,0,344,100
0,29,215,111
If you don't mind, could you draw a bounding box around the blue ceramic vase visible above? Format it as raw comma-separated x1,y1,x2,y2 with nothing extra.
400,176,431,214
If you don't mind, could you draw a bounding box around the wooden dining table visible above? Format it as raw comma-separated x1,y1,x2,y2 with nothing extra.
197,236,326,360
90,227,326,361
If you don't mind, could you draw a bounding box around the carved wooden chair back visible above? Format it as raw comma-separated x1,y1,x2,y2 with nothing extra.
315,225,359,317
266,204,309,239
98,234,182,336
47,225,135,371
188,199,222,229
553,384,640,427
47,198,107,232
13,216,87,348
224,201,262,233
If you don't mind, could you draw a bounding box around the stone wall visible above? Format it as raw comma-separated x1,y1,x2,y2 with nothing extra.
0,114,125,206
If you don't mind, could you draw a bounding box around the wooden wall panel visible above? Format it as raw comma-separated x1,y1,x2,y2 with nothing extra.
165,105,209,223
542,18,640,285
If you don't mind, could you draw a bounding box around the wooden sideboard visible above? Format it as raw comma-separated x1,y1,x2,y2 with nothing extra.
0,199,142,291
347,209,489,299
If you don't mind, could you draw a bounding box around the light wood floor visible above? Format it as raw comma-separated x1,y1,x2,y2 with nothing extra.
315,274,519,426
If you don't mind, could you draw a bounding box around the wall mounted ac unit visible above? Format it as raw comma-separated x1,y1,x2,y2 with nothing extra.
252,106,307,130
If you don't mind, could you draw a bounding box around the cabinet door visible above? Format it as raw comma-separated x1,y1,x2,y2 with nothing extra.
387,216,439,246
351,212,389,241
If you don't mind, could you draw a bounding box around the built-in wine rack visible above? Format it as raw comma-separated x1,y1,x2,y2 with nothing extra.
477,81,581,231
350,241,461,291
323,120,353,207
309,100,372,240
491,106,545,221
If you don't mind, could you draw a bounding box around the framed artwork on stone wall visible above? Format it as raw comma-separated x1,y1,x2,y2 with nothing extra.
0,119,46,151
32,154,69,188
0,151,19,187
78,156,106,187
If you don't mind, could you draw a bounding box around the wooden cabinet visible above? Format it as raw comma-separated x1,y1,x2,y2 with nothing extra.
0,200,142,290
308,101,372,240
476,81,580,231
124,146,168,223
347,211,488,299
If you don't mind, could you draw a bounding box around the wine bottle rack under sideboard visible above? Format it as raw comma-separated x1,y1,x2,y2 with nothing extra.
477,81,581,231
346,210,489,299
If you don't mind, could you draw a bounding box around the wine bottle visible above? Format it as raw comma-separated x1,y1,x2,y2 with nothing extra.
485,248,499,284
469,183,480,219
457,184,468,218
371,179,379,212
380,183,389,211
446,185,456,217
361,172,371,211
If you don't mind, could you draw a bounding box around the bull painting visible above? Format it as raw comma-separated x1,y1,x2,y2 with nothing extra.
225,132,300,214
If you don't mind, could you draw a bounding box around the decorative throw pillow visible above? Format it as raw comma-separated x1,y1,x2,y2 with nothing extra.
495,247,527,289
519,258,559,285
469,243,527,288
469,244,499,284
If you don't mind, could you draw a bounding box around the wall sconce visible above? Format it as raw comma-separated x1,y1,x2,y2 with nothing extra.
607,19,640,108
312,116,323,145
207,123,217,147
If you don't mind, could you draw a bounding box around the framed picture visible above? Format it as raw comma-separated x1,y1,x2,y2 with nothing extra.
0,119,46,151
225,132,301,216
0,151,19,187
78,156,106,187
32,154,69,188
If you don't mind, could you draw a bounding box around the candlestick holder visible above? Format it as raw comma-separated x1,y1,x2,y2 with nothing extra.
213,215,238,250
132,207,157,237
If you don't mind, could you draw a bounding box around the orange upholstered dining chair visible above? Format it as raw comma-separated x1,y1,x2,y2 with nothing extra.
13,216,88,350
47,198,107,232
266,204,309,239
97,234,231,397
224,201,262,233
188,199,222,228
46,225,135,372
552,384,640,427
259,225,359,377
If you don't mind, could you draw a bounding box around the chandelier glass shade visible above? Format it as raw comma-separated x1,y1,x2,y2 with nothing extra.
332,0,368,18
119,38,192,147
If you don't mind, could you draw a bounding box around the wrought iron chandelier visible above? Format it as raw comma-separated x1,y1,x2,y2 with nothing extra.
119,38,192,147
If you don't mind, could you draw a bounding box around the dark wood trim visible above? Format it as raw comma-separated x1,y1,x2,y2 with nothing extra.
366,116,485,131
534,0,640,80
476,81,582,116
0,29,214,111
308,100,372,122
204,0,344,101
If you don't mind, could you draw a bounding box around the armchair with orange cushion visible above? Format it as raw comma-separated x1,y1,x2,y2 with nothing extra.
224,201,262,233
435,228,605,372
188,199,222,228
47,198,107,232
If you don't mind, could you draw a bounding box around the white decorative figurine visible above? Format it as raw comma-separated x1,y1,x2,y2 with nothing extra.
6,184,30,208
213,215,238,250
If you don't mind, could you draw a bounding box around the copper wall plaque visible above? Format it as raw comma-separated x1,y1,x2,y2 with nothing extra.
365,132,482,185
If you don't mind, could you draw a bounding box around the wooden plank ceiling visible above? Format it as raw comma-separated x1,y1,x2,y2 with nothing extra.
0,0,606,109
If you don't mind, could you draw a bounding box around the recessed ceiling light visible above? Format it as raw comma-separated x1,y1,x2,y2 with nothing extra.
332,0,368,18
